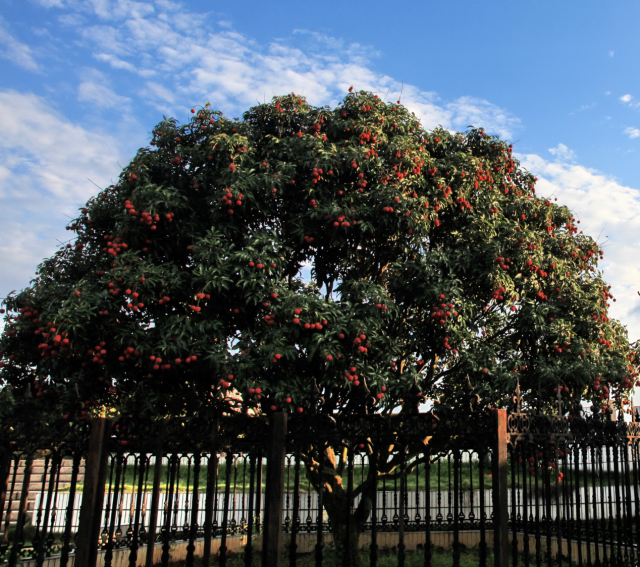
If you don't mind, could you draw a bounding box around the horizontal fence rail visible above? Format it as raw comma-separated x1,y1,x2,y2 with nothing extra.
1,384,639,566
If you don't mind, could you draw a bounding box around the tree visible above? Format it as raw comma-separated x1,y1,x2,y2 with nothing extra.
1,91,638,559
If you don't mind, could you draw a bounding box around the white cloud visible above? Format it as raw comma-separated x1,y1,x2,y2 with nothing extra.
0,90,126,299
624,127,640,139
570,103,595,115
0,18,39,71
518,153,640,341
78,76,131,109
609,50,615,57
94,52,138,72
44,1,520,139
620,94,640,108
446,96,520,139
548,143,576,162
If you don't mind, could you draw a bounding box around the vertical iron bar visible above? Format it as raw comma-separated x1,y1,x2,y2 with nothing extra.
315,447,324,567
104,453,123,567
2,459,18,542
343,444,354,567
245,453,257,567
398,444,406,567
220,453,233,567
554,444,562,567
145,446,164,567
631,439,640,559
590,445,600,567
425,447,433,567
0,452,11,536
561,447,571,567
35,454,60,567
186,452,201,567
370,446,378,567
202,453,218,567
479,448,486,567
453,448,460,567
534,446,541,567
59,453,81,567
510,444,518,567
622,439,634,565
573,446,583,567
492,409,509,567
289,450,301,567
256,449,263,534
521,444,530,567
612,442,623,566
7,454,33,567
127,454,147,567
543,444,552,567
160,455,178,567
597,446,608,567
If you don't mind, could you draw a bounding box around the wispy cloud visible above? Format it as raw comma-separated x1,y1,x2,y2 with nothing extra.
0,90,126,298
519,153,640,340
609,50,615,57
0,17,39,71
548,143,576,162
37,0,520,139
570,103,595,115
624,127,640,139
77,69,131,110
620,94,640,108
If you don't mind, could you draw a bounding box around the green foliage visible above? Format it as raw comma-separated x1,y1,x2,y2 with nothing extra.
0,91,637,420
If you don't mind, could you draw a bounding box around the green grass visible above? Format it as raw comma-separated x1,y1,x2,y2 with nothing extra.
65,460,495,494
61,458,617,495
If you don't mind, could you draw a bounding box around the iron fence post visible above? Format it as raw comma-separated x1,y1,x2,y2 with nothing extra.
0,451,10,534
262,412,287,567
492,409,509,567
7,453,33,567
145,442,164,567
75,418,112,567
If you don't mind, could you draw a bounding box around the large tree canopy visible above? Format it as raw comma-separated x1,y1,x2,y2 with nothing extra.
1,91,638,420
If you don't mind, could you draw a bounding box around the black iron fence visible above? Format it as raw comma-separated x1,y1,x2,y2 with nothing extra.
0,381,639,567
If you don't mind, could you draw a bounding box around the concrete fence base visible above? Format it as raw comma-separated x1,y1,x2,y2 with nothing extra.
12,529,619,565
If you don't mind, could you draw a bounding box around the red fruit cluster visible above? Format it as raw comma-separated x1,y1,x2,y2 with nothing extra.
430,300,455,324
353,334,369,353
492,286,506,301
102,235,128,257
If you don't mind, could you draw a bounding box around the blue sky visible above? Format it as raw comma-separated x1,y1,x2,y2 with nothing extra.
1,0,640,361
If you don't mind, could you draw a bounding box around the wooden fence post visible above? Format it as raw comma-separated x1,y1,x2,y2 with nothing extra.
492,409,509,567
262,412,287,567
75,418,112,567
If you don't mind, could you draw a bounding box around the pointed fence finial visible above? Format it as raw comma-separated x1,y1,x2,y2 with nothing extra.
554,384,565,416
512,379,523,414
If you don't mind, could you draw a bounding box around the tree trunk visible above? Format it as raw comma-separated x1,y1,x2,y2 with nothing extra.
322,485,374,567
302,446,378,567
